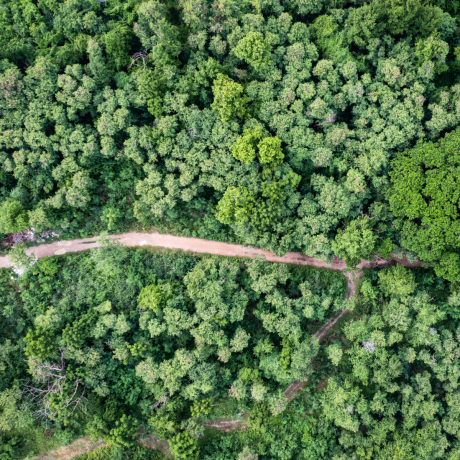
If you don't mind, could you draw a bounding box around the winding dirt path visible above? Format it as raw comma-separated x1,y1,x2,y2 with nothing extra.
15,231,422,458
0,231,422,270
204,304,354,431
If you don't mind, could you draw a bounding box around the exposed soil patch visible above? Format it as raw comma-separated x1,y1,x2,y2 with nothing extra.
314,308,351,343
0,231,423,270
343,270,360,300
203,415,250,431
29,437,105,460
317,377,330,392
284,379,306,402
136,431,172,458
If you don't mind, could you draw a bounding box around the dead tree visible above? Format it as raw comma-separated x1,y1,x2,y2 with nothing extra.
21,348,86,420
151,394,168,410
128,51,149,70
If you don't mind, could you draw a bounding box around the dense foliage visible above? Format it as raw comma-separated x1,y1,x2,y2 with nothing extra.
390,127,460,282
74,444,164,460
1,243,460,459
196,267,460,460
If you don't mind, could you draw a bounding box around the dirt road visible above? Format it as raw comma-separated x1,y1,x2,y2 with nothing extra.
0,231,422,270
5,230,421,413
16,231,422,459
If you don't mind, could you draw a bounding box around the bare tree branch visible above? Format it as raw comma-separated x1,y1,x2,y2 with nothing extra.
152,393,168,410
21,348,87,420
128,51,149,70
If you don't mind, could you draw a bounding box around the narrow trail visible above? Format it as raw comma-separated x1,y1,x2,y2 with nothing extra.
199,304,354,433
283,307,352,403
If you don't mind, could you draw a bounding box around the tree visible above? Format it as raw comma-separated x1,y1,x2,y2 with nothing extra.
87,39,112,85
215,186,257,226
326,343,343,366
8,241,37,277
168,432,200,459
211,73,250,122
107,414,138,447
23,328,55,359
180,418,204,440
279,338,293,372
62,309,98,349
378,265,416,297
257,136,284,166
0,199,28,234
0,387,33,432
137,283,172,313
136,68,167,118
190,398,211,418
237,446,259,460
390,128,460,282
102,24,133,71
231,127,263,164
414,35,449,74
331,217,377,267
249,402,272,431
234,32,272,71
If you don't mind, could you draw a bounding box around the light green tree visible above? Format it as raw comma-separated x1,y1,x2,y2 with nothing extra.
331,217,378,267
234,31,272,71
107,414,138,447
258,136,284,166
327,343,343,366
137,283,173,313
237,446,259,460
168,432,200,459
378,265,416,297
231,127,263,164
211,74,250,122
0,199,29,234
23,328,55,359
389,128,460,282
215,186,257,226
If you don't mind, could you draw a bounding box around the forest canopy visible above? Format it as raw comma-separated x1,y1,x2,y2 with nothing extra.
3,0,460,458
1,0,460,278
0,244,348,457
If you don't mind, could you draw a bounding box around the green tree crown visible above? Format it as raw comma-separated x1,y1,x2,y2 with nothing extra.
390,128,460,282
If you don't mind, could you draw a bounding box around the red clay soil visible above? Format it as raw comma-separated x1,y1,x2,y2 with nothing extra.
0,231,423,270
